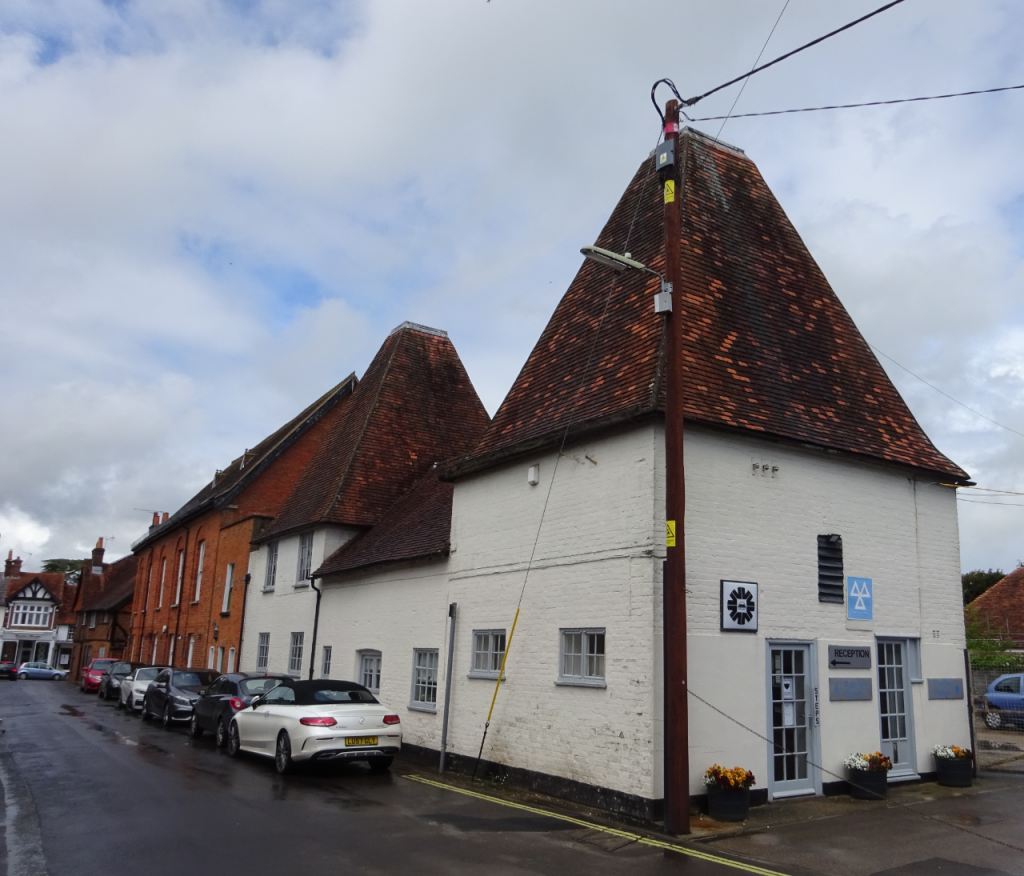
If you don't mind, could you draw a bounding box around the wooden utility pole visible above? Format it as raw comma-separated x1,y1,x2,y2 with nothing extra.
661,98,690,836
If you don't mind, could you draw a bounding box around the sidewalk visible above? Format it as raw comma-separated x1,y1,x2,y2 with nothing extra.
402,759,1024,876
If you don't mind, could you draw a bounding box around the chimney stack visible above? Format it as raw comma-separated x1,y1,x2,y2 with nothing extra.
4,551,19,578
91,537,105,575
161,512,169,523
151,512,160,528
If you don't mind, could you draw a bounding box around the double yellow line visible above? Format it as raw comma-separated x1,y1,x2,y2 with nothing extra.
405,774,791,876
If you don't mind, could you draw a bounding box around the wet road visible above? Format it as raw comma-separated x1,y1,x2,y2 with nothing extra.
0,680,780,876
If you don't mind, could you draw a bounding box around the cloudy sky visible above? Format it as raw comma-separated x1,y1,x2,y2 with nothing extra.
1,0,1022,573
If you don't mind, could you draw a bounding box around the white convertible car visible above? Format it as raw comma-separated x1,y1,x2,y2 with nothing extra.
227,679,401,774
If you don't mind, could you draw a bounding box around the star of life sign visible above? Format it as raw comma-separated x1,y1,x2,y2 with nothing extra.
847,577,873,621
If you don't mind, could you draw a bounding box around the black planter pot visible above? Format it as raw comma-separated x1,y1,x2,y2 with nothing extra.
707,785,751,822
935,757,973,788
848,768,888,800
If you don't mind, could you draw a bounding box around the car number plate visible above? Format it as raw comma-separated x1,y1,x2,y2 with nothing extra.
345,736,378,746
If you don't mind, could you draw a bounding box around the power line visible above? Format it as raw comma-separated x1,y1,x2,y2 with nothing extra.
716,0,791,140
869,344,1024,441
685,0,907,107
691,82,1024,121
958,498,1024,508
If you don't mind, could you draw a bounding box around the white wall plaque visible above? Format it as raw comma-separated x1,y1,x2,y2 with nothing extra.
720,580,758,632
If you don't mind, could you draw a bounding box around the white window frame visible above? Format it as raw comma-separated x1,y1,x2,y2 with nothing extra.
194,540,205,602
88,611,96,629
321,645,332,679
557,628,607,688
296,532,313,586
158,558,167,608
264,543,278,592
469,629,506,680
410,648,438,712
13,604,53,628
288,632,304,676
173,549,185,606
256,633,270,670
144,562,153,611
222,563,234,614
187,635,195,668
168,636,176,667
216,647,224,673
358,649,381,693
227,647,236,674
208,646,215,669
152,638,158,665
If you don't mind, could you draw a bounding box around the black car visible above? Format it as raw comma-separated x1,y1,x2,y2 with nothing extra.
142,668,220,728
97,661,145,701
190,673,288,746
0,661,19,680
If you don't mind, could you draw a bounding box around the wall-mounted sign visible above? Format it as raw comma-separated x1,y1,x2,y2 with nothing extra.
721,581,758,632
847,577,873,621
927,678,964,700
829,678,873,701
827,645,871,669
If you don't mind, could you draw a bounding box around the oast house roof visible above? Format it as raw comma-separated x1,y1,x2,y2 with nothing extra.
968,566,1024,646
259,322,490,541
447,129,967,482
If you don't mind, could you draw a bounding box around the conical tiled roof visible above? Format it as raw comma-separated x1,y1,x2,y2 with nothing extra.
448,129,967,481
259,323,490,539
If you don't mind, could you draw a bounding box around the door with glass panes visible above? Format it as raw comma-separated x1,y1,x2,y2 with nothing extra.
877,639,916,776
767,644,818,797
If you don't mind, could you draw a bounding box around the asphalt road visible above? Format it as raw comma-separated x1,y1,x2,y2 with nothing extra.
0,680,782,876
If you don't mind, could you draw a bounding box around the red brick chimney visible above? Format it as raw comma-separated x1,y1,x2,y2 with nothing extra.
151,512,160,528
91,538,105,574
4,551,20,578
161,512,169,523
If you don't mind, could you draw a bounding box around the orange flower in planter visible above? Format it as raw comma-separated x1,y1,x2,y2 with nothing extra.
704,764,756,790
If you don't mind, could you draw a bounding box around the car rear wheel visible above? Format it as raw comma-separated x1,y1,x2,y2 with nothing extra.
368,756,394,773
215,719,228,748
189,714,203,739
275,732,293,775
227,722,241,758
985,711,1003,730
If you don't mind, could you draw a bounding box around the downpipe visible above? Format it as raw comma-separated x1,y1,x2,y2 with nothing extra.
308,575,322,681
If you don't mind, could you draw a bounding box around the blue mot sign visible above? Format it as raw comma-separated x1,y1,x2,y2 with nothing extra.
847,577,873,621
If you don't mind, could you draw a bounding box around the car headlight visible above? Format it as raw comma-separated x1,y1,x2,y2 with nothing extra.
171,696,191,706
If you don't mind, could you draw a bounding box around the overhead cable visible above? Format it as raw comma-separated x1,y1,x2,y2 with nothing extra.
691,82,1024,120
869,344,1024,441
684,0,907,107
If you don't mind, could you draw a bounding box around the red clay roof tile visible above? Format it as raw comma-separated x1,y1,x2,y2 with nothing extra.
968,566,1024,647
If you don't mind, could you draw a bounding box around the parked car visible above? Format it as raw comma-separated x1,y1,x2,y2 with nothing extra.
0,661,20,680
17,662,67,680
980,673,1024,729
98,661,144,701
120,666,167,712
190,673,288,747
80,657,119,692
227,679,401,774
142,668,220,727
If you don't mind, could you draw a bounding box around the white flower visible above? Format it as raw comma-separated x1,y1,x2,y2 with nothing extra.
844,753,869,770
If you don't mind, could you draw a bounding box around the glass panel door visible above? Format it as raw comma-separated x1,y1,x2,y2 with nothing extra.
769,645,815,796
878,640,916,776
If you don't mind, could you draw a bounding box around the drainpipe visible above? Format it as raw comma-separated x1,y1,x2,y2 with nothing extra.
237,573,251,669
308,575,322,681
439,602,457,773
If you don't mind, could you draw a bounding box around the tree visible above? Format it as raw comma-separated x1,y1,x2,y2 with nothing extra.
41,558,87,587
965,606,1024,671
962,568,1004,605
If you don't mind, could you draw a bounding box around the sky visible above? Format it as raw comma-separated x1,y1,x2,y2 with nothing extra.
1,0,1022,573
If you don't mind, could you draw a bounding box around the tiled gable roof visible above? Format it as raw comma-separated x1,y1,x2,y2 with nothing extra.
261,323,489,539
5,573,66,603
133,372,357,552
82,556,139,613
315,474,454,576
448,130,967,481
969,566,1024,646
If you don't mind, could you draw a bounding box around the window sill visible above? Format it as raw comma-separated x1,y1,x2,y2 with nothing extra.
220,612,230,618
293,582,310,589
190,600,200,606
170,604,179,609
555,678,607,689
262,588,274,594
408,702,437,714
467,671,505,681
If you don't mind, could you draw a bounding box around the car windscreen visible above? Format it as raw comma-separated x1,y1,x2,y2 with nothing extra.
239,678,283,697
173,671,218,689
92,660,117,670
296,688,379,705
135,667,161,681
110,663,132,674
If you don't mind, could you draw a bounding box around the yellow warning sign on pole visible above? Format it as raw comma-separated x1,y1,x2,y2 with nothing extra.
663,180,675,204
666,520,676,547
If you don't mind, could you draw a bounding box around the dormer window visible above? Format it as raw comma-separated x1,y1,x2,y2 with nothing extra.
11,604,53,627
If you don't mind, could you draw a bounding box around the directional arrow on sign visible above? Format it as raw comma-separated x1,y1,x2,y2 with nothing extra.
830,659,850,667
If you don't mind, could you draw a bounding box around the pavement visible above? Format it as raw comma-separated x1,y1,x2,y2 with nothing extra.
1,678,1023,876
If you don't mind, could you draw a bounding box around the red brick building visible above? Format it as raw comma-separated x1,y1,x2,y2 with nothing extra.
128,374,358,671
68,539,139,680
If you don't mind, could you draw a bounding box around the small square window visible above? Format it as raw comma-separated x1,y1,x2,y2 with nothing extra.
469,629,506,679
558,628,606,688
410,648,438,711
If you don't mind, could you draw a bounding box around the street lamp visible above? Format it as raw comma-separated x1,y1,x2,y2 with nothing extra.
580,96,689,835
